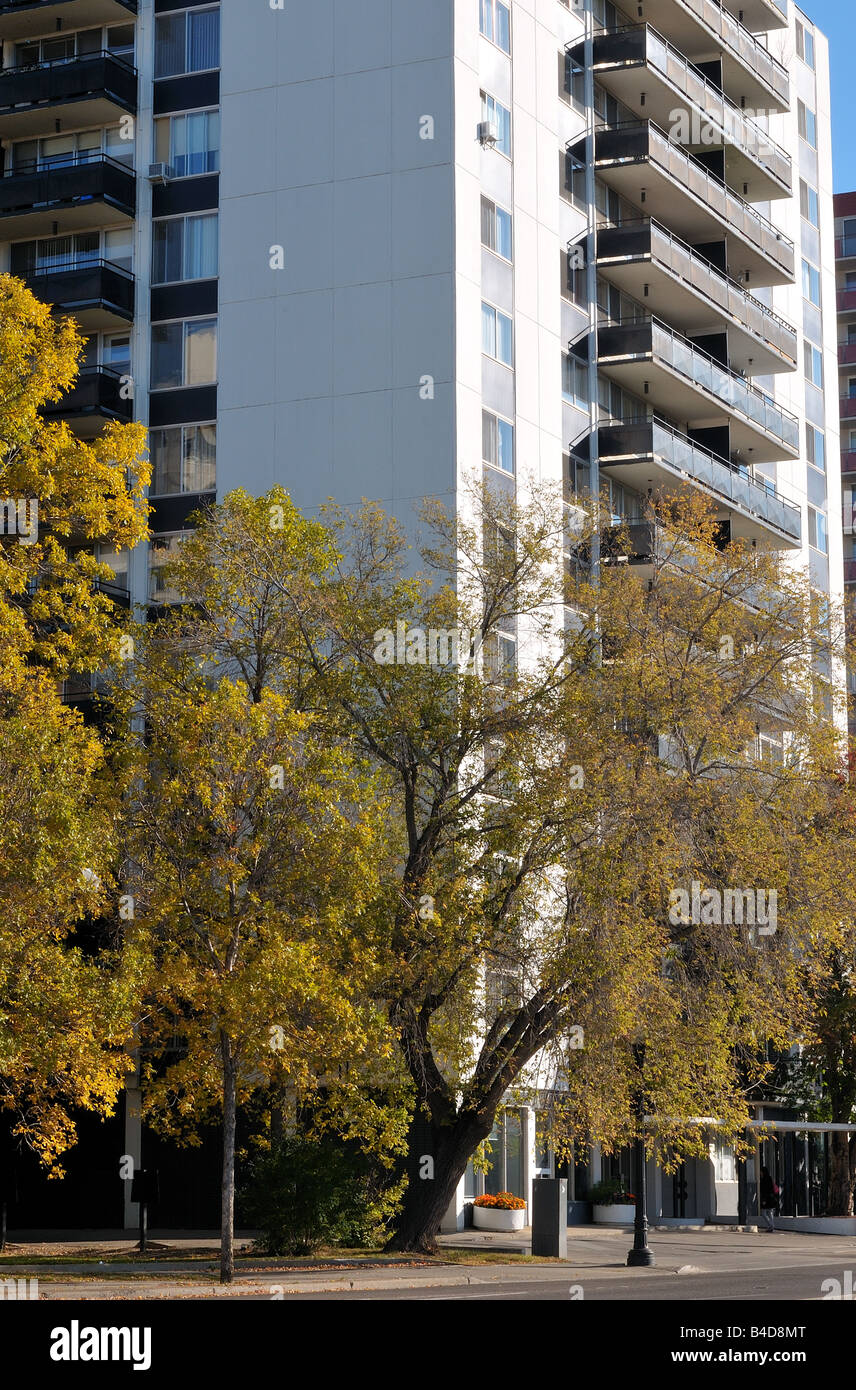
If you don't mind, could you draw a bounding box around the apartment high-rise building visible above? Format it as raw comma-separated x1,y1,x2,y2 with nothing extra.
834,190,856,732
0,0,842,1228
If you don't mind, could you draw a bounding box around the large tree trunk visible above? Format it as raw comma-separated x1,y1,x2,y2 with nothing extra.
220,1032,238,1284
828,1131,855,1216
386,1110,494,1254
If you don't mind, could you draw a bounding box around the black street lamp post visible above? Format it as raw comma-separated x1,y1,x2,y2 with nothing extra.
627,1040,655,1267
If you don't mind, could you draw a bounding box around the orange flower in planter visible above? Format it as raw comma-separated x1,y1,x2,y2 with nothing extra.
473,1191,526,1210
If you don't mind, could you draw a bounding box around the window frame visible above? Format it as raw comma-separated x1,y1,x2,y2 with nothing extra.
154,4,221,81
480,196,513,262
150,315,218,392
482,408,515,475
153,107,220,180
481,300,514,367
801,257,821,308
806,423,825,474
479,0,511,55
149,420,217,498
480,90,512,158
152,210,219,286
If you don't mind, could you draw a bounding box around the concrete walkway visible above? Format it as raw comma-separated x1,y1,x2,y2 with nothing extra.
1,1225,853,1299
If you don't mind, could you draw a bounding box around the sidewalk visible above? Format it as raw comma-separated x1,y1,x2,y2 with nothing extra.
1,1225,853,1298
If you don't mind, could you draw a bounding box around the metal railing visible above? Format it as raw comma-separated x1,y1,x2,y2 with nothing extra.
0,47,136,75
597,217,797,364
592,24,791,191
600,415,800,538
667,0,788,107
593,121,794,278
21,254,133,281
598,315,799,452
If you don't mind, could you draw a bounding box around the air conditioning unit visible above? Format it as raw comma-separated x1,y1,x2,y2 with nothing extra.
477,120,498,148
148,162,170,185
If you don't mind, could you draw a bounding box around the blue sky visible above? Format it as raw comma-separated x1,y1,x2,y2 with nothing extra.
804,0,856,191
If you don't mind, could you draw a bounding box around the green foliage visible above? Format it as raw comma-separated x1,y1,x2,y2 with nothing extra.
587,1179,633,1206
240,1134,404,1255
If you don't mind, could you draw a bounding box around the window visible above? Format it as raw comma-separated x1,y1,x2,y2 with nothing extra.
482,410,514,473
95,543,130,592
797,99,817,149
803,340,823,388
806,423,825,472
481,197,512,261
82,331,130,375
153,213,218,284
11,126,131,173
155,5,220,79
485,631,517,683
712,1140,737,1184
808,506,828,554
561,53,585,110
562,242,586,306
799,179,820,229
481,302,513,365
149,532,189,603
796,19,815,69
154,110,219,178
562,353,588,409
480,0,510,54
802,259,821,307
481,91,511,157
562,151,586,210
847,271,856,290
107,23,135,60
150,423,216,496
151,318,217,390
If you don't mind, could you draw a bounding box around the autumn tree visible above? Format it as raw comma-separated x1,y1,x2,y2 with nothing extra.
0,274,149,1174
113,491,395,1284
271,482,844,1252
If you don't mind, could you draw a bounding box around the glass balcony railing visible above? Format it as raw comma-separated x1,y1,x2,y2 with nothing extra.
592,24,791,193
593,122,794,280
597,218,797,365
599,416,801,541
597,316,800,453
669,0,789,108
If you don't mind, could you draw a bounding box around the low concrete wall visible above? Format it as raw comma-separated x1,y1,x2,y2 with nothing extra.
774,1216,856,1236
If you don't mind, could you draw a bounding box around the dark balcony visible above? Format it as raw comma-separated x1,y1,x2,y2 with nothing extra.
841,451,856,478
841,398,856,421
596,416,801,547
590,122,794,286
845,559,856,585
837,289,856,315
0,51,137,140
17,257,134,330
583,25,791,200
0,0,136,40
43,363,131,435
596,218,797,374
0,152,135,238
595,316,800,461
618,0,788,112
839,343,856,367
836,236,856,262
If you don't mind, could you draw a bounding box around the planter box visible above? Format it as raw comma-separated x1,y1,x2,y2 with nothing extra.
593,1202,636,1225
472,1204,527,1232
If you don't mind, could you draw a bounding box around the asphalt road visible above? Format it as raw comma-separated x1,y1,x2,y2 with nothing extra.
292,1262,848,1300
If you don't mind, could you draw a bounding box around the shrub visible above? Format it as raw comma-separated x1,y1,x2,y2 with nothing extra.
588,1179,634,1205
240,1134,403,1255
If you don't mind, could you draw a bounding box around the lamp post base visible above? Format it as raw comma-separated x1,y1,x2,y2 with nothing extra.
626,1244,656,1267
